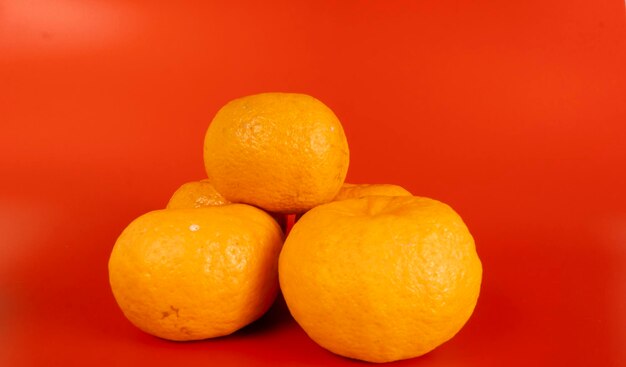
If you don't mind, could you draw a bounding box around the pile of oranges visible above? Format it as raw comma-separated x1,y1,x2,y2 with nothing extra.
108,93,482,363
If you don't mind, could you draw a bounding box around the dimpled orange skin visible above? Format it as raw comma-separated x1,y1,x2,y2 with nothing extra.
279,196,482,363
166,179,230,209
203,93,349,214
108,204,283,341
334,183,412,201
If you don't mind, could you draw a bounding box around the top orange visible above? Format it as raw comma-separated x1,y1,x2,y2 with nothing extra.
203,93,349,214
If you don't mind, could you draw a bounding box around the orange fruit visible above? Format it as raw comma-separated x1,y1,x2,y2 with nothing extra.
108,204,283,341
203,93,349,214
166,179,230,209
279,196,482,362
165,179,288,230
334,183,412,201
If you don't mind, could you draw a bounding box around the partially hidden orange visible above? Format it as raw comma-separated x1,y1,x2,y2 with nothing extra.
279,195,482,363
109,204,283,341
203,93,349,214
166,179,230,209
334,183,412,201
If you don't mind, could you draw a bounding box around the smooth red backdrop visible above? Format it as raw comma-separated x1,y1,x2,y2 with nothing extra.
1,1,625,366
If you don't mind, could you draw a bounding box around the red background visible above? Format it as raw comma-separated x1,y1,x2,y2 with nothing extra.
1,1,625,366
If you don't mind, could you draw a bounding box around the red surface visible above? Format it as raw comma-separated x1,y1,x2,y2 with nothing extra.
1,1,626,366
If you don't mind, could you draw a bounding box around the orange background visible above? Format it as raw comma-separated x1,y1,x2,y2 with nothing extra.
1,1,625,366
